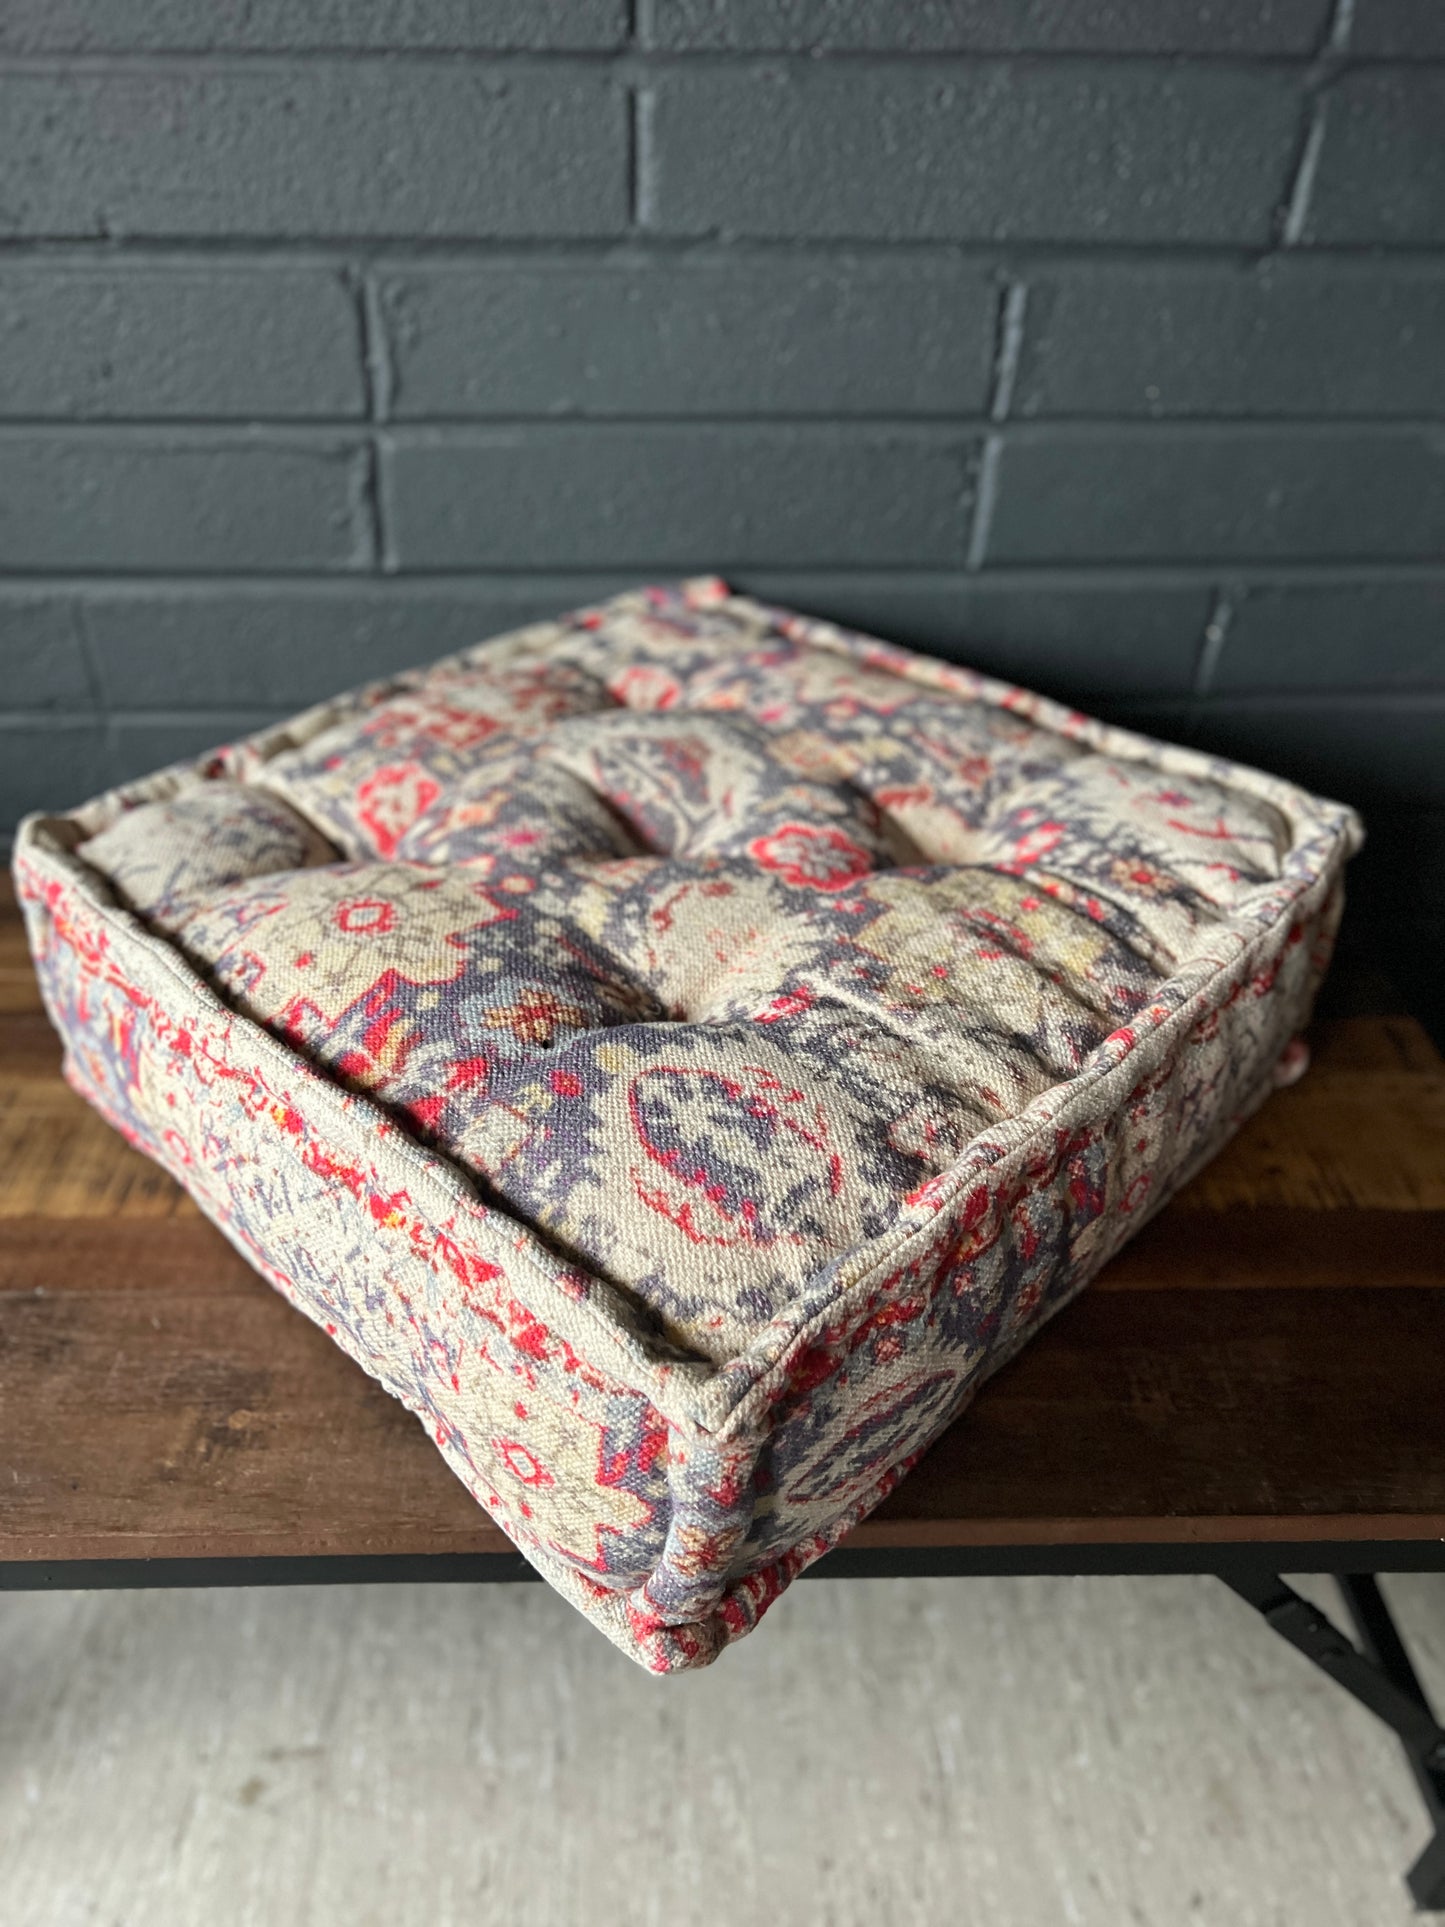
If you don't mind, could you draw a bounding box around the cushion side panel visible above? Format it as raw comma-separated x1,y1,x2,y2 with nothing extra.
12,827,726,1654
660,857,1349,1656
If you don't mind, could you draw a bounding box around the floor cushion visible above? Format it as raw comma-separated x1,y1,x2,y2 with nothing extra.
13,579,1362,1671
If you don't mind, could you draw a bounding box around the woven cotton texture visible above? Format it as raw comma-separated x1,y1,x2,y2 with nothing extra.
13,580,1361,1670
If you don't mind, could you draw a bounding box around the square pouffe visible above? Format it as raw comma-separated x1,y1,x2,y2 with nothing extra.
13,580,1362,1670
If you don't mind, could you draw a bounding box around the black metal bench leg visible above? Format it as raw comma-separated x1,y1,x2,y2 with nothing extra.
1337,1575,1445,1910
1222,1571,1445,1911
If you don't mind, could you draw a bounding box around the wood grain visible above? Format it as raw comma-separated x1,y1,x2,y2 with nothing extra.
859,1287,1445,1545
0,872,39,1015
2,879,1443,1565
0,1078,202,1220
1097,1207,1445,1290
1178,1063,1445,1210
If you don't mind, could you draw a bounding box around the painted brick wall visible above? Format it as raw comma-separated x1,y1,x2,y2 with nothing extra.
2,1,1442,950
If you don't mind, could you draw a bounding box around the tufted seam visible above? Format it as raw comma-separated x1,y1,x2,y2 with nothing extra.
15,578,1362,1668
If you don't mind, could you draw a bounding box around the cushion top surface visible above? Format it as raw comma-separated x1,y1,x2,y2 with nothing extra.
78,579,1294,1367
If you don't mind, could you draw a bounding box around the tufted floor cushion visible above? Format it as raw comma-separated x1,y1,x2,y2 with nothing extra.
14,579,1362,1670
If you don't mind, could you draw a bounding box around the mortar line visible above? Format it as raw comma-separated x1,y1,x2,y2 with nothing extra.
5,689,1433,725
17,417,1439,443
345,443,382,572
349,265,393,571
631,87,655,228
626,87,640,227
356,271,395,423
6,561,1444,589
1191,588,1237,708
988,281,1029,423
0,47,1425,72
1278,107,1328,248
1274,0,1354,250
7,237,1445,265
1325,0,1356,55
70,598,108,716
963,436,1004,571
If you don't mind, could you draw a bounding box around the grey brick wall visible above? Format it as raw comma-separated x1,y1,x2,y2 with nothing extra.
2,0,1443,963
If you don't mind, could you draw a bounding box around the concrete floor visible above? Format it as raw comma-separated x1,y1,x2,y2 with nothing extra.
3,1572,1443,1927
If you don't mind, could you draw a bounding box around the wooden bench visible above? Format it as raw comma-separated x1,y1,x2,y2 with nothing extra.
3,874,1443,1904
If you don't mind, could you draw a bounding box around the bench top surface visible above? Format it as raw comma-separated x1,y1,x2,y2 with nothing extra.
3,878,1444,1571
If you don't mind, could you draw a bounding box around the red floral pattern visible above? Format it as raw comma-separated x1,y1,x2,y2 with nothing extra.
14,578,1361,1671
749,823,876,889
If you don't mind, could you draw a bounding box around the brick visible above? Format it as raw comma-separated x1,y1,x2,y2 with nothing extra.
0,718,107,831
79,579,643,708
104,712,291,789
0,67,627,241
1012,263,1445,419
1356,902,1445,1050
1092,700,1194,740
1348,2,1445,56
1190,697,1445,809
1213,582,1445,693
1304,71,1445,246
0,708,295,831
644,66,1300,244
0,2,625,51
1379,922,1445,1055
743,573,1208,697
58,572,1208,709
983,429,1445,565
0,434,369,570
0,595,93,707
641,0,1327,52
382,428,980,568
1332,848,1445,1046
1348,810,1445,900
948,585,1208,699
378,261,998,418
0,265,363,420
716,575,982,665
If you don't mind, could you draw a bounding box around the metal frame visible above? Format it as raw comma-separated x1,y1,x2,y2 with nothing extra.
1225,1572,1445,1911
8,1544,1445,1907
7,1539,1445,1590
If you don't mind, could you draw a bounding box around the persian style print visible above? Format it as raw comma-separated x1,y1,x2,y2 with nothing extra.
14,579,1361,1669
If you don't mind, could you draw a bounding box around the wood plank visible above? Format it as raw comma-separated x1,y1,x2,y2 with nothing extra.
0,871,41,1014
1179,1063,1445,1211
0,949,40,1015
857,1286,1445,1547
1098,1207,1445,1290
0,1218,250,1294
0,1083,201,1220
4,1278,1442,1562
0,1286,511,1562
1307,1011,1443,1073
6,1195,1444,1307
3,1011,68,1078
